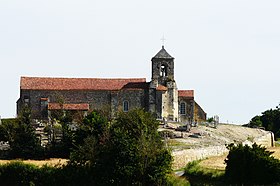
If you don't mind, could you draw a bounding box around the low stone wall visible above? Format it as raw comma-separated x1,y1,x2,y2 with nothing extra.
254,131,274,147
172,145,228,169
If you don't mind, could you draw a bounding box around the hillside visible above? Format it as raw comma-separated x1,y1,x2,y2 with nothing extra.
159,123,273,169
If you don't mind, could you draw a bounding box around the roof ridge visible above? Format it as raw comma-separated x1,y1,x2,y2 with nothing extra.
20,76,148,91
21,76,146,80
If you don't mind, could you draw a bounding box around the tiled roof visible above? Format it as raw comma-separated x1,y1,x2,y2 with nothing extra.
178,90,194,98
153,46,174,59
20,77,147,91
156,85,168,91
48,103,89,110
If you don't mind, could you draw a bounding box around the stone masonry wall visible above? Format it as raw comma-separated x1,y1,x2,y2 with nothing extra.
19,89,147,119
172,145,228,170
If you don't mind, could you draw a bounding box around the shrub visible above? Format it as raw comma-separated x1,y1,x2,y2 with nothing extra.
0,161,94,186
225,143,280,185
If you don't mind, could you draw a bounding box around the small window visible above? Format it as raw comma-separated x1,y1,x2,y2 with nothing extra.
123,100,129,112
180,102,186,115
40,98,48,107
23,95,29,103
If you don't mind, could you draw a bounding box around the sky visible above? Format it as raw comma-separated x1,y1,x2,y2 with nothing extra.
0,0,279,124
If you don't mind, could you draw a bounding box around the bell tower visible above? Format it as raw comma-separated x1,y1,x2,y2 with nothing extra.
149,46,178,121
151,46,174,86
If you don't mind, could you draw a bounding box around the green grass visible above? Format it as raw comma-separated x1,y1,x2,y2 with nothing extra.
166,174,190,186
184,160,225,186
167,139,194,150
275,139,280,147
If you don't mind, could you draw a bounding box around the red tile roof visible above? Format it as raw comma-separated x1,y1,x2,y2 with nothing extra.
48,103,89,110
20,77,147,91
156,85,168,91
178,90,194,98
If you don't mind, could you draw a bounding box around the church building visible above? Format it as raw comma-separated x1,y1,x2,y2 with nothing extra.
17,46,206,123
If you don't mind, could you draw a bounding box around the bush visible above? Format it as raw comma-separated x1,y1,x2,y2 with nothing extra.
225,143,280,185
0,161,58,186
0,161,94,186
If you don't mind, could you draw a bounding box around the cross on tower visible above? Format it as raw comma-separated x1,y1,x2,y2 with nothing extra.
161,35,166,46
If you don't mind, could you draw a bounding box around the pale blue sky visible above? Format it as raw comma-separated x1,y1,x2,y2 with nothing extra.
0,0,279,124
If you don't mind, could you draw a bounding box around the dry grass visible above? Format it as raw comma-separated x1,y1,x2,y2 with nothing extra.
199,146,280,170
268,147,280,159
0,158,68,167
199,154,227,170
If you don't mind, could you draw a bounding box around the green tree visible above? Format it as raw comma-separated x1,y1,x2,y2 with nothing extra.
225,143,280,185
45,112,75,158
249,115,262,127
74,110,109,146
9,106,43,159
70,110,109,166
249,106,280,138
0,118,18,142
70,109,172,185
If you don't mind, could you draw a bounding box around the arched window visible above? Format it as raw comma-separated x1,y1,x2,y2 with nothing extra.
123,100,129,112
180,102,186,115
160,65,167,77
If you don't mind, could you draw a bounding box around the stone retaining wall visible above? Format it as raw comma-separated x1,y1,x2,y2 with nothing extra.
172,130,274,169
172,145,228,169
254,131,274,147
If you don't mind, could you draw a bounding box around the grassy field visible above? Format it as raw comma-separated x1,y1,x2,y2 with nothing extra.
0,158,68,167
199,146,280,170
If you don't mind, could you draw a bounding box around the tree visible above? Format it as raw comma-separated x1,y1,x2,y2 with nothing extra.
70,109,172,185
73,110,109,146
70,110,109,166
249,106,280,138
0,118,18,142
225,143,280,185
249,115,262,127
9,106,43,159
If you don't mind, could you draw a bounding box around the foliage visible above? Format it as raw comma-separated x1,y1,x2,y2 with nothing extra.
225,143,280,185
0,109,172,185
70,109,172,185
46,108,75,158
207,117,214,123
249,105,280,138
7,106,43,159
184,160,225,185
0,161,188,186
166,174,190,186
0,161,94,186
0,118,18,142
249,115,262,127
0,161,54,186
74,110,109,146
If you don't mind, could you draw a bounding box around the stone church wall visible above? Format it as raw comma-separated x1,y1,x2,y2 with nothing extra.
18,89,147,119
194,101,207,122
178,97,194,123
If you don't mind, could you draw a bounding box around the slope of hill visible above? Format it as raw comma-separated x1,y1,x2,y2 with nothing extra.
160,123,273,169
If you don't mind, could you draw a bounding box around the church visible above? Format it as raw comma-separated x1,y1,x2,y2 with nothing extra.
17,46,206,123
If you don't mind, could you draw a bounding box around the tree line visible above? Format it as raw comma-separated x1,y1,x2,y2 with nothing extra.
248,104,280,138
0,107,173,185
